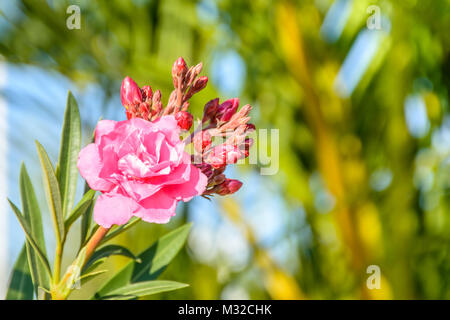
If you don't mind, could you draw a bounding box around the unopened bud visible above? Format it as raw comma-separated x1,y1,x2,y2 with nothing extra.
152,90,161,104
193,76,208,91
202,98,220,123
172,57,188,77
217,98,239,122
139,102,150,119
245,123,256,131
192,63,203,76
175,111,193,130
211,174,226,186
121,76,143,107
141,85,153,101
216,179,243,196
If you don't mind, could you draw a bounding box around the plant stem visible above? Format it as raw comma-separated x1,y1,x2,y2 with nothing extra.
53,232,68,286
50,226,109,300
84,226,110,264
53,242,63,285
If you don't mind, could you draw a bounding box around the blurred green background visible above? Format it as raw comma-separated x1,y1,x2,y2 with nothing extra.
0,0,449,299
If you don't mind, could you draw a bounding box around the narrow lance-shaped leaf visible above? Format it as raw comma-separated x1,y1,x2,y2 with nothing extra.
20,163,50,296
65,189,96,230
58,91,81,218
8,200,52,277
36,141,64,243
95,223,192,298
104,281,188,300
83,245,140,272
80,199,93,247
100,217,141,245
82,258,107,275
5,246,34,300
80,270,108,286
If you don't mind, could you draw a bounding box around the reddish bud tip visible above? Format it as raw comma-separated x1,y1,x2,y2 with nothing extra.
217,98,239,122
138,102,150,118
193,76,208,91
175,111,193,130
245,123,256,131
172,57,188,77
216,179,243,196
121,76,143,107
141,85,153,101
202,98,220,123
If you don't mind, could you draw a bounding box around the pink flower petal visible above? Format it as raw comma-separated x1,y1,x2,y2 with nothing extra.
133,191,178,224
95,120,118,145
94,192,138,228
164,164,208,201
77,144,114,192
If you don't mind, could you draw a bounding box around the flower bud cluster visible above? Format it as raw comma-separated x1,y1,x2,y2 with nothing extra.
120,57,255,197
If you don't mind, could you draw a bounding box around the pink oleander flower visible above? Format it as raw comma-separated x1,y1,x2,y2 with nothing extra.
77,116,208,228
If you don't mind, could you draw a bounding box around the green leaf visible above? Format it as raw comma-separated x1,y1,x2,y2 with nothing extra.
100,217,141,245
83,245,140,272
5,246,34,300
104,280,188,299
94,223,192,298
65,189,96,230
58,91,81,218
82,258,107,275
8,200,52,277
36,141,64,243
19,164,50,295
80,270,108,286
80,196,93,247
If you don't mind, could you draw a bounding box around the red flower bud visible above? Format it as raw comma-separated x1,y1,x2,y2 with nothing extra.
211,174,226,186
193,130,212,153
217,98,239,122
202,98,220,123
121,76,143,108
216,179,243,196
245,123,256,131
175,111,193,130
172,57,188,77
138,102,150,119
193,76,208,91
141,85,153,101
